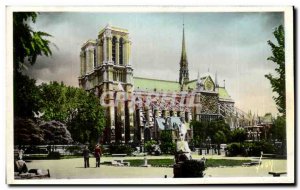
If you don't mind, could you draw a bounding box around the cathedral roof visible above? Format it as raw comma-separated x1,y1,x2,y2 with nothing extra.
217,87,233,101
133,77,180,92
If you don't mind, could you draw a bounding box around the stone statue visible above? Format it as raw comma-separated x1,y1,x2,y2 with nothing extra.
175,122,192,163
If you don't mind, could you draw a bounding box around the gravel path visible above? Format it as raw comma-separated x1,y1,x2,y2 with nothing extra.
24,154,287,179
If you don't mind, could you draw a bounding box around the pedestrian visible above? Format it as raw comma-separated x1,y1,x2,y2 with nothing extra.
82,146,90,168
94,144,102,167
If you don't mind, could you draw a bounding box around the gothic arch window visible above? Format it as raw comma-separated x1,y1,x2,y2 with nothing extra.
119,37,124,65
112,36,117,64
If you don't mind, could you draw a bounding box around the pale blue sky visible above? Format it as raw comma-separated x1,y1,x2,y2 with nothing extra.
25,12,284,116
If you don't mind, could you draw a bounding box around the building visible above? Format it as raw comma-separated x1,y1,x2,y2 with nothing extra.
79,24,246,145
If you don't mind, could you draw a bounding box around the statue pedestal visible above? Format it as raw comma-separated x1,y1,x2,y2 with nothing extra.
141,156,151,167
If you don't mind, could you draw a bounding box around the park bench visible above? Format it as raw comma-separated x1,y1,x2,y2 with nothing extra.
268,171,287,177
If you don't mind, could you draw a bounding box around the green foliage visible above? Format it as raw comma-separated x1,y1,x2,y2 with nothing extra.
123,159,174,167
160,130,176,154
190,120,207,146
205,159,251,167
191,119,231,146
265,25,285,116
227,141,276,157
13,12,53,119
13,12,52,71
245,141,275,156
109,144,133,155
230,128,247,143
144,140,157,153
215,131,227,144
14,72,41,118
226,143,246,156
270,116,286,142
121,158,250,168
39,82,106,145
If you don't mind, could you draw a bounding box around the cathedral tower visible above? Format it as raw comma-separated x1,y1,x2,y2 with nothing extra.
179,24,189,87
79,24,134,144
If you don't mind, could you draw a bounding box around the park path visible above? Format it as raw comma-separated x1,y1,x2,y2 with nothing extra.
24,154,287,179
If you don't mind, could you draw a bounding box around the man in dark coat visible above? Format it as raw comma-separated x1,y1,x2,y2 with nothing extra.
94,144,102,167
82,146,90,168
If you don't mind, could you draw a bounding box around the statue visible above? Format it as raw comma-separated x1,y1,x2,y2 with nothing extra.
175,122,192,163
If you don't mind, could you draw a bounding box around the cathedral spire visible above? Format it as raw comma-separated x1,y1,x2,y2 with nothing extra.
179,22,189,85
215,71,219,87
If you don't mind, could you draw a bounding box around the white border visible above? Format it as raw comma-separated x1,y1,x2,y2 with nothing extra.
5,5,294,185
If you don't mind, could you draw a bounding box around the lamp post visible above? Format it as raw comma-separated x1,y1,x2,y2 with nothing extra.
206,136,211,155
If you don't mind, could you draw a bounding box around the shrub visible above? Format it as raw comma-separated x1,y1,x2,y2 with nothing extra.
179,160,205,178
227,141,276,157
145,140,157,153
160,142,176,155
246,141,275,156
109,144,133,155
226,143,245,156
47,151,61,159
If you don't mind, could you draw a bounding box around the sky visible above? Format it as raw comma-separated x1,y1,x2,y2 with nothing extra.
23,11,284,116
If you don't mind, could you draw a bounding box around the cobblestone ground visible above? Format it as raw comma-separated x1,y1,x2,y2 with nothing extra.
24,153,287,179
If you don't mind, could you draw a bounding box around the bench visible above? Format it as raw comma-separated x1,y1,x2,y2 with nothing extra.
268,171,287,177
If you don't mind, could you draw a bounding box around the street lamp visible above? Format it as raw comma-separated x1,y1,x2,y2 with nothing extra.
206,136,211,155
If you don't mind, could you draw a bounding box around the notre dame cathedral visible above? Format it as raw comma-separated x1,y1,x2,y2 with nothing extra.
78,24,240,145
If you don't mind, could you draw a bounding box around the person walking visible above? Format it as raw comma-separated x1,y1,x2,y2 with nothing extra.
94,144,102,167
82,146,90,168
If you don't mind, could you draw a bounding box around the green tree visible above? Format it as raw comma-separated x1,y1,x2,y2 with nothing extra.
190,120,207,147
160,130,176,154
265,25,285,116
13,12,52,71
14,73,41,118
215,130,227,155
230,128,247,143
270,116,286,142
191,119,231,147
39,82,106,145
13,12,53,118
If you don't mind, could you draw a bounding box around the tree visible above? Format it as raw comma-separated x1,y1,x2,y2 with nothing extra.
270,116,286,142
190,120,207,147
265,25,285,116
39,82,106,145
215,130,227,155
160,130,176,154
230,128,247,143
191,119,231,147
14,73,41,118
13,12,52,71
13,12,53,118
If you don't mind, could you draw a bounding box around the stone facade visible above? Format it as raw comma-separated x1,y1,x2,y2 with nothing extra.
79,24,237,145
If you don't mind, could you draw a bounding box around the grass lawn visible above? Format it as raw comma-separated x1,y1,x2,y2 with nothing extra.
119,158,252,168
